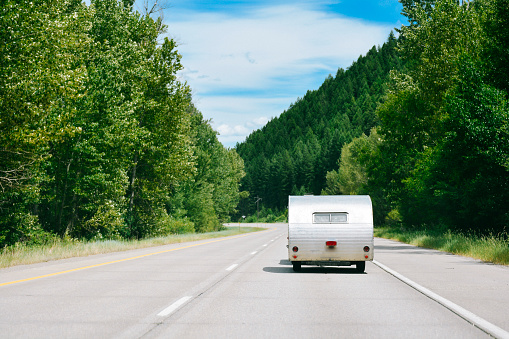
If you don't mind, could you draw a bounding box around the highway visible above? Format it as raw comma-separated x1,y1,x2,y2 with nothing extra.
1,223,508,338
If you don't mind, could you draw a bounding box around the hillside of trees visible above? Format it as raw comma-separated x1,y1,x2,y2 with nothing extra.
235,32,401,219
0,0,245,247
237,0,509,235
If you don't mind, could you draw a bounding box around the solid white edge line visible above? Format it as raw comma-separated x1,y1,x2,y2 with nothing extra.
373,260,509,339
226,264,238,271
157,296,192,317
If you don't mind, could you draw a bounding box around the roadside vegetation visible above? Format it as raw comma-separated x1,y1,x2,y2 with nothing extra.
375,227,509,265
0,227,264,269
238,207,287,224
236,0,508,245
1,0,246,248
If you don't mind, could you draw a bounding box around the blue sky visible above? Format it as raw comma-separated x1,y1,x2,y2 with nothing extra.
134,0,406,147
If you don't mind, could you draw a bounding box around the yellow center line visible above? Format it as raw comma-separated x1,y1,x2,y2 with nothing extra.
1,228,274,287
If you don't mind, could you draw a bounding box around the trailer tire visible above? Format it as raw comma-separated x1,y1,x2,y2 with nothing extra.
355,261,365,273
292,262,302,272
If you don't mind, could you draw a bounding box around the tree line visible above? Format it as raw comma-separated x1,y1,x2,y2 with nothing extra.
0,0,245,247
237,0,509,235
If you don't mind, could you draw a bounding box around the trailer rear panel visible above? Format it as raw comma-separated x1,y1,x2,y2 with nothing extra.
288,195,374,272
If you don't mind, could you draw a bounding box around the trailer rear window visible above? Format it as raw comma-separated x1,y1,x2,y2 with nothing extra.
313,212,348,224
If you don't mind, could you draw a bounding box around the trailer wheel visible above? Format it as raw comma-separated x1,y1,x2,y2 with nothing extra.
292,262,302,272
355,261,365,273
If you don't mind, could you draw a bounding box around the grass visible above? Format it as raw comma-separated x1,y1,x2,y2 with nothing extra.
0,227,265,269
375,227,509,265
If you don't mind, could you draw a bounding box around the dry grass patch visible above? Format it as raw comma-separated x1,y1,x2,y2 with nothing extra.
0,227,265,269
375,227,509,265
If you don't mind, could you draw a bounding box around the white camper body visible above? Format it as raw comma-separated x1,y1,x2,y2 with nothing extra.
288,195,374,272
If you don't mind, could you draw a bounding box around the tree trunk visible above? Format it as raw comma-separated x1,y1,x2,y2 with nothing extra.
128,152,138,214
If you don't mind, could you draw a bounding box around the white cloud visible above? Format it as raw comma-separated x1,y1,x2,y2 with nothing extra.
216,117,270,138
251,116,270,127
171,5,391,89
217,124,250,136
163,3,395,146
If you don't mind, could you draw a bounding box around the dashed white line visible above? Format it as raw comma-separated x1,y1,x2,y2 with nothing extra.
157,233,282,320
157,296,192,317
226,264,238,271
373,260,509,339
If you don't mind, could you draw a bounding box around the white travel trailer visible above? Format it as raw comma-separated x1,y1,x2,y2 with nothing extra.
288,195,374,272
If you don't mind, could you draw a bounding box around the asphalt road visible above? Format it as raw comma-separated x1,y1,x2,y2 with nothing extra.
1,223,508,338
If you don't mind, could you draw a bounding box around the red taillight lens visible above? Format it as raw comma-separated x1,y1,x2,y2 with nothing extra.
363,246,370,252
292,246,299,252
326,241,337,247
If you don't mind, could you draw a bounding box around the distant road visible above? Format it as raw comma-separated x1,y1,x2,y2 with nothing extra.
1,223,508,338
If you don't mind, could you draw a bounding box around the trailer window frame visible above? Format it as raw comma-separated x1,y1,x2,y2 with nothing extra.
313,212,348,224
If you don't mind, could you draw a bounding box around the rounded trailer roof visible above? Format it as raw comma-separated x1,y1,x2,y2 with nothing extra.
288,195,373,224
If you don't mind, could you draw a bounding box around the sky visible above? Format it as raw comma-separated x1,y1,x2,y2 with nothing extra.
134,0,406,148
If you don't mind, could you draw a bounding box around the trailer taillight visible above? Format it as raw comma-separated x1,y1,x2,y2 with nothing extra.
325,241,337,247
363,246,370,252
292,246,299,252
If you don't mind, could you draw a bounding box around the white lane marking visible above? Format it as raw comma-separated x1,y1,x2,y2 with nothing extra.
251,251,257,255
263,244,268,247
373,260,509,339
157,296,192,317
226,264,238,271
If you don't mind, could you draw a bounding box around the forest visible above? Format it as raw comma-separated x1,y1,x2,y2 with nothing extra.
236,0,509,235
0,0,245,247
2,0,508,249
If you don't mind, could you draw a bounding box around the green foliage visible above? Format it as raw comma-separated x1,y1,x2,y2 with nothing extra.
322,129,389,225
172,106,245,232
124,33,195,238
403,57,509,232
0,1,245,247
373,0,509,234
80,201,125,240
1,0,90,245
243,206,287,223
323,132,373,195
482,0,509,93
